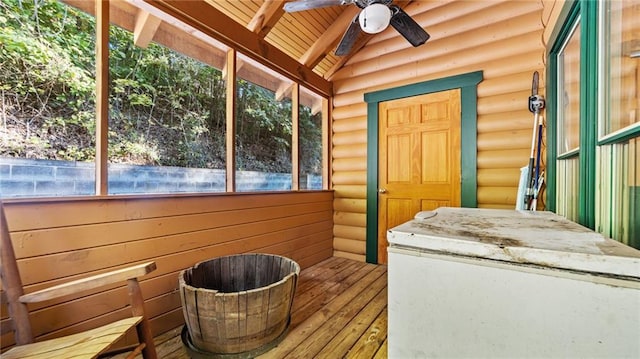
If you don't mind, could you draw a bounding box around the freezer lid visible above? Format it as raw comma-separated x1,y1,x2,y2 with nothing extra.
387,207,640,278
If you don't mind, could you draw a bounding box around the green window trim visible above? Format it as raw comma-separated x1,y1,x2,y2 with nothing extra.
547,0,598,229
363,71,483,264
598,123,640,146
557,149,580,161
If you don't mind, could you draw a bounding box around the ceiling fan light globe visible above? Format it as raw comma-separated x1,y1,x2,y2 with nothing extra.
358,3,391,34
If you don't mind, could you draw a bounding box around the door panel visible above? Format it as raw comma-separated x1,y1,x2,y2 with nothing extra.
377,89,461,264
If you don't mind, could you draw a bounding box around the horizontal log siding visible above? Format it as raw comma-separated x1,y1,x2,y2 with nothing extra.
0,191,333,350
330,0,547,260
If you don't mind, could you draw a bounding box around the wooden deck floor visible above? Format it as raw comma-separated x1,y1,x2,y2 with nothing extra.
143,257,388,358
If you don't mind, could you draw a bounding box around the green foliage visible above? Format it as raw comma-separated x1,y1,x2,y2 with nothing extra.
300,107,323,175
0,0,322,174
0,0,95,160
236,80,293,172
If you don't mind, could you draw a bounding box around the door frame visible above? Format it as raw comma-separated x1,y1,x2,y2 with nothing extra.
364,71,483,264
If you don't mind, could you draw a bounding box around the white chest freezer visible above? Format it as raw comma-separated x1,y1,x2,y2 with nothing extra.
387,207,640,358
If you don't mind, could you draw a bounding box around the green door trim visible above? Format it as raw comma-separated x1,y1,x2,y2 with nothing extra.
363,71,483,263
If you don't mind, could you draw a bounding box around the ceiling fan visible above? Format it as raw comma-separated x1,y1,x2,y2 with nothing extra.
283,0,430,56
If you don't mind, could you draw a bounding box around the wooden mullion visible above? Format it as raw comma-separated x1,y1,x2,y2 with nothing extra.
322,97,331,190
226,49,237,192
292,83,300,191
95,0,109,196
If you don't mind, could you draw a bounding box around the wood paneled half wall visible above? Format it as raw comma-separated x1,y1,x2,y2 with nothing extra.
0,191,333,351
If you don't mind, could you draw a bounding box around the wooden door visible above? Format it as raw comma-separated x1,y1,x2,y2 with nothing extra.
378,89,461,264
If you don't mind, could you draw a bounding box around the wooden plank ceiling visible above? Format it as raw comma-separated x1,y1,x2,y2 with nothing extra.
203,0,359,79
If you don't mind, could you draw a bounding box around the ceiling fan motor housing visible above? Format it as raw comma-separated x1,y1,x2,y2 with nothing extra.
359,3,392,34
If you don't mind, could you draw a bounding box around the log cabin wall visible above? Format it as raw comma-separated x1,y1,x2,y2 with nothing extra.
0,191,333,350
329,0,553,262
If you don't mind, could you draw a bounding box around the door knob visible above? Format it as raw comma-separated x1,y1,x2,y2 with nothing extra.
378,188,387,194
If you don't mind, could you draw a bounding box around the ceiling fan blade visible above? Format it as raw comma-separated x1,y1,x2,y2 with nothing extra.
284,0,348,13
389,5,430,47
335,13,362,56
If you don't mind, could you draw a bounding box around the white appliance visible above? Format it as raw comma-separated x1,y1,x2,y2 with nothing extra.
387,207,640,358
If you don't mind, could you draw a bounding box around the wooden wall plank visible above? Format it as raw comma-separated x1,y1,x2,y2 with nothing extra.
333,238,366,255
333,158,367,172
332,103,367,121
332,117,367,132
477,187,519,206
333,185,366,199
333,144,367,159
334,212,366,227
333,250,365,262
477,90,533,115
333,225,366,242
332,130,367,146
477,149,532,169
478,110,534,133
478,168,521,187
478,70,546,98
332,171,367,186
333,199,366,213
477,129,532,151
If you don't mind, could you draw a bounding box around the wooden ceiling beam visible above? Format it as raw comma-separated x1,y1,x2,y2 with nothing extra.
146,0,331,97
133,10,161,48
311,98,323,115
299,6,360,68
247,0,287,38
275,81,294,101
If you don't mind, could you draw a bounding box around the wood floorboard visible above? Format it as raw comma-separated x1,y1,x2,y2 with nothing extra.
345,308,388,358
110,257,387,358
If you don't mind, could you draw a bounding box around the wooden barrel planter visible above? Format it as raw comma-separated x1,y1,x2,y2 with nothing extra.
179,253,300,358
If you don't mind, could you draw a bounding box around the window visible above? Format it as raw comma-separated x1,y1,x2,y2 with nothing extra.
299,86,324,190
0,0,96,197
596,0,640,247
549,0,639,248
108,21,227,194
599,0,639,137
235,53,293,192
597,140,639,247
556,20,582,222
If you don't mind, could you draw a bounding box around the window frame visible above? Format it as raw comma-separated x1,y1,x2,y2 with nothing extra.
547,0,599,229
